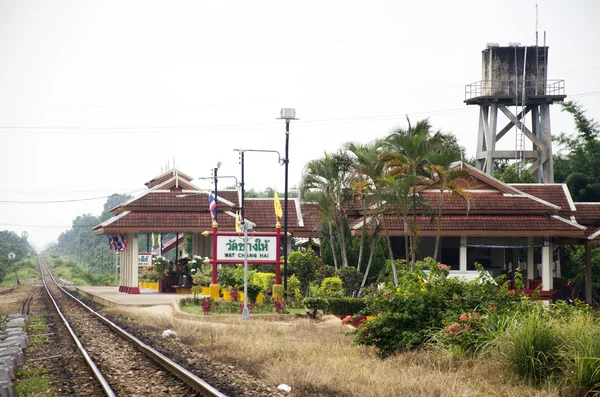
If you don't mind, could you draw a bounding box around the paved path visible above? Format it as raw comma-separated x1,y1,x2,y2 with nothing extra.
75,286,199,306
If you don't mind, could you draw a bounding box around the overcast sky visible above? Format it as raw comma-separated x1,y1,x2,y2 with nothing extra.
1,0,599,249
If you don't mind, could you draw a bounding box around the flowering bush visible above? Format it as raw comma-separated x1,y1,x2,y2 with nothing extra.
200,297,213,315
353,259,523,357
274,298,286,314
152,255,169,276
229,287,240,302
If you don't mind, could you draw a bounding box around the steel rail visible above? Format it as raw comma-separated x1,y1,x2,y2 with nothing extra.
37,255,117,397
38,255,227,397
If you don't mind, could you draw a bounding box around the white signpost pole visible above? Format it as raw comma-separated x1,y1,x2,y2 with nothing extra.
242,221,251,321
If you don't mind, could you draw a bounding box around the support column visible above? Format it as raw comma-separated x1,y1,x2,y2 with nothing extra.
491,248,504,270
128,233,140,294
541,237,553,292
585,243,592,305
511,248,519,273
527,237,535,280
459,236,467,273
540,104,554,183
119,247,126,292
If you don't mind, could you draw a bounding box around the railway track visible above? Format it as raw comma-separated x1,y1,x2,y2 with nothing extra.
37,255,227,397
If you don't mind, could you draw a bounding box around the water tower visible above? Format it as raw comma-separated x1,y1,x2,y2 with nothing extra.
464,43,566,183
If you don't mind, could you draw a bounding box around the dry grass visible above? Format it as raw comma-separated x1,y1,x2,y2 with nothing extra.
0,286,33,313
108,306,561,397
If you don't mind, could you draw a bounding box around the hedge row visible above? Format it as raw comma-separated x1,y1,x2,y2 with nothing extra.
302,297,366,318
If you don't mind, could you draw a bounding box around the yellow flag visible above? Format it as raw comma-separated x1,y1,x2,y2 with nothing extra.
235,211,241,232
274,190,283,218
151,233,155,248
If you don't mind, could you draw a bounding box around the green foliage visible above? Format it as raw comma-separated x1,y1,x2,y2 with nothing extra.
302,297,328,319
325,298,366,315
244,282,263,302
561,311,600,395
335,266,363,297
491,161,536,183
353,259,523,357
554,101,600,202
498,307,561,385
286,274,301,298
217,266,236,288
0,230,36,282
287,251,320,296
314,276,344,298
254,272,276,297
152,255,169,276
191,266,211,286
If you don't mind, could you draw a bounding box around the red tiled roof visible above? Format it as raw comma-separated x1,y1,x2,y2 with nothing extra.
300,203,322,231
419,192,559,213
575,203,600,223
243,198,301,228
510,184,573,213
101,211,235,230
123,192,235,210
145,169,193,189
367,215,586,237
218,190,239,206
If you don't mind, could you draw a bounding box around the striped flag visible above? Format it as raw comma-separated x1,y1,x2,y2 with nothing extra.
274,190,283,218
235,211,242,232
209,193,217,219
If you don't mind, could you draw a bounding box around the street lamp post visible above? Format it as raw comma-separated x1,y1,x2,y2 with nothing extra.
233,148,284,222
277,108,297,299
212,162,222,222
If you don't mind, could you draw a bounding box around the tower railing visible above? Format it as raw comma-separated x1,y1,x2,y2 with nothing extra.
465,79,565,101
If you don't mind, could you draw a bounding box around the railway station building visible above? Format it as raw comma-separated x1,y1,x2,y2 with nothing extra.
94,166,600,303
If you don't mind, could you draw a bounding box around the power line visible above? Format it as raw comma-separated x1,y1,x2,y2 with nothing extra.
0,190,143,204
0,222,96,228
0,106,479,134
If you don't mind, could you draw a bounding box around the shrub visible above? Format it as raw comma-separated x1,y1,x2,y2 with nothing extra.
353,259,523,357
335,267,363,297
254,272,276,297
192,270,211,286
316,277,344,298
303,297,328,319
201,298,213,315
286,274,301,298
274,298,286,314
229,287,240,302
244,282,263,302
326,298,366,316
559,309,600,395
217,266,236,288
497,306,561,385
288,251,320,295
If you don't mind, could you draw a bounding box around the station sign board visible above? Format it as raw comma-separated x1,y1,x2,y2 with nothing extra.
138,253,152,268
216,235,276,261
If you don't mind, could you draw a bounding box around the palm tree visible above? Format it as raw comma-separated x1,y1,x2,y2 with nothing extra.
428,163,471,262
304,190,339,269
301,151,353,268
360,216,380,289
345,139,383,273
381,118,443,269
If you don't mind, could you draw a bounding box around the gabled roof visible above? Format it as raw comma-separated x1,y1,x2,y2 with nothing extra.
144,169,193,189
510,183,575,214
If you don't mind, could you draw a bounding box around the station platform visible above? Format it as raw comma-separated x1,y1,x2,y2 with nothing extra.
75,286,196,307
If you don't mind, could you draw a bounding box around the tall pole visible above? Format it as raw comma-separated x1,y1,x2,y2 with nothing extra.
240,151,245,219
283,120,290,298
242,221,250,321
213,166,219,222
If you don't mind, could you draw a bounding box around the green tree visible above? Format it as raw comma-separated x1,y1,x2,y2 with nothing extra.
492,161,536,183
301,151,354,268
429,163,470,261
553,101,600,201
345,139,383,273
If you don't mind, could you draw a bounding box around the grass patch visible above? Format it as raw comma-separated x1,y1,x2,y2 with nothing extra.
14,367,54,397
108,306,560,396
